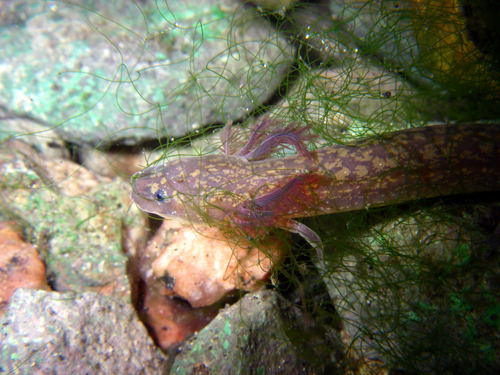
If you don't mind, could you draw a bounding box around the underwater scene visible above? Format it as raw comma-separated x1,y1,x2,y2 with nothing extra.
1,0,500,374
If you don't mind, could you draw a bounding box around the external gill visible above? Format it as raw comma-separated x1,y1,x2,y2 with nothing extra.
220,117,315,161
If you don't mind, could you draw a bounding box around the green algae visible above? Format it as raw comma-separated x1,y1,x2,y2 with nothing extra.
1,0,500,373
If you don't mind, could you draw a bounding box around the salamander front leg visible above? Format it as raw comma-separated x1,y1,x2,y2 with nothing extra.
232,173,327,271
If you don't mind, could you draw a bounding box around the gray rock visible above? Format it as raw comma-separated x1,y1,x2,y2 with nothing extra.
171,289,342,375
329,0,420,68
0,0,293,146
324,203,500,374
0,139,141,302
0,289,167,374
0,107,69,160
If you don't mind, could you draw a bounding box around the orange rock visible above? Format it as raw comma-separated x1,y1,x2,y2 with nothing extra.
149,221,287,308
0,222,50,317
141,286,218,351
138,221,185,291
137,220,288,349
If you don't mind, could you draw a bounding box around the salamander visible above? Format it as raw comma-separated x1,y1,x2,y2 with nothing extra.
130,118,500,262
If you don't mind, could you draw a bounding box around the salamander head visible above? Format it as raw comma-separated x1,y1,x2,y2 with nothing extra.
130,162,191,222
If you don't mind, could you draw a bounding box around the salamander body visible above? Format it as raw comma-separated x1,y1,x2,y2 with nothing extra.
131,120,500,258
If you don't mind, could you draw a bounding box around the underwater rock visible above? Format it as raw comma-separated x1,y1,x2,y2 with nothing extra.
324,202,500,374
278,60,421,134
141,285,219,351
0,0,294,146
251,0,299,12
148,221,285,308
0,289,167,374
171,289,343,374
0,138,144,302
281,4,356,66
137,220,285,350
0,222,50,317
0,109,69,160
329,0,420,67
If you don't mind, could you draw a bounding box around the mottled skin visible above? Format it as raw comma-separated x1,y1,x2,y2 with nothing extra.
131,121,500,260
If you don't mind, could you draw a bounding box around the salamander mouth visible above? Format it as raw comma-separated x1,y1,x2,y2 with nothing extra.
130,166,163,202
130,181,154,204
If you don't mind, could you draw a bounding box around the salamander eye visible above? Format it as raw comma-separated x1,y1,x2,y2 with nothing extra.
155,189,167,201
